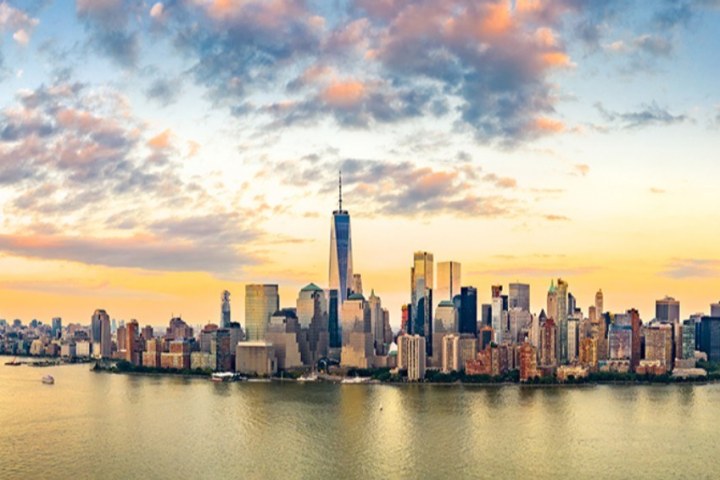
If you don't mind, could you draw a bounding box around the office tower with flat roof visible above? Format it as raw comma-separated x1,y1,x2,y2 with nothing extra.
437,261,461,303
221,290,231,328
699,317,720,362
411,251,434,356
459,287,477,335
509,283,530,312
244,284,279,341
682,319,696,360
656,296,680,323
712,303,720,317
91,309,108,346
644,323,674,370
126,319,139,365
568,292,576,316
340,293,374,368
481,304,491,327
491,285,504,343
329,172,353,302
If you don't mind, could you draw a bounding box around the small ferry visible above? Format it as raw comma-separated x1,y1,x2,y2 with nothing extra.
42,375,55,385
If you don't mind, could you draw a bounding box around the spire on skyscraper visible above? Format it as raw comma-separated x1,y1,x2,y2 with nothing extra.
338,170,342,212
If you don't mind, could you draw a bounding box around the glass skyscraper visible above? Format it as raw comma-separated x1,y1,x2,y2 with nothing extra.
329,173,353,302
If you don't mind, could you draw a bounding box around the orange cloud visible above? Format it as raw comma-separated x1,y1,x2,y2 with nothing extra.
321,81,366,107
481,2,513,36
534,117,566,133
148,129,173,150
542,51,571,67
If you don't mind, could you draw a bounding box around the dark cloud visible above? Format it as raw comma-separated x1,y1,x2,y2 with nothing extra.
76,0,141,68
662,259,720,279
0,232,258,274
145,77,183,106
595,102,687,129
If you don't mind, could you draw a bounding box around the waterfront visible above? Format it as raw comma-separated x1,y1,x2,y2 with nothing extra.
1,360,719,479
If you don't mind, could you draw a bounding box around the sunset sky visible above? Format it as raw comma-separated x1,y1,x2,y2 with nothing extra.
0,0,718,329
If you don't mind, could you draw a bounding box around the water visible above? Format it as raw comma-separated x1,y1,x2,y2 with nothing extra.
1,360,718,479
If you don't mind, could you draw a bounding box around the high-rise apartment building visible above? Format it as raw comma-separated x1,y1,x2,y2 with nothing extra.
244,284,280,341
398,334,427,381
329,173,353,302
436,261,461,303
509,283,530,312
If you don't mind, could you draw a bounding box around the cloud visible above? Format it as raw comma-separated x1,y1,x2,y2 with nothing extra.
543,214,570,222
145,77,182,106
572,164,590,176
76,0,140,67
595,102,688,129
650,187,666,194
150,2,164,20
471,266,598,277
0,80,264,275
662,259,720,279
0,3,39,45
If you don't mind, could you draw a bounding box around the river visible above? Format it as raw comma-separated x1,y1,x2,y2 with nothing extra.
1,360,718,479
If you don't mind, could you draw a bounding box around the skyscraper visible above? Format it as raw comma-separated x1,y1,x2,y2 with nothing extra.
567,292,576,316
244,285,279,341
595,289,604,317
712,302,720,317
656,296,680,323
368,290,385,355
556,279,569,364
329,172,353,302
491,285,504,343
509,283,530,312
51,317,62,339
126,319,139,365
458,287,477,335
221,290,231,328
437,261,461,303
411,251,434,356
699,317,720,362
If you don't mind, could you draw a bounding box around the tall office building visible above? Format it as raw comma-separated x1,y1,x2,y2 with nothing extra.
699,317,720,362
411,251,434,356
51,317,62,338
126,319,139,365
712,302,720,317
437,262,461,303
481,304,492,327
340,293,373,368
329,172,353,302
547,281,558,320
221,290,231,328
244,285,279,341
568,292,576,316
351,274,363,296
491,285,505,343
656,296,680,323
397,334,426,381
595,289,604,317
297,284,326,329
328,289,340,349
297,284,329,363
459,287,477,335
656,296,681,360
91,309,111,358
509,283,530,312
368,290,385,355
556,279,569,363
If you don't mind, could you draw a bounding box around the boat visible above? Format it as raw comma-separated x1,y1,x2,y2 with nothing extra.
211,372,247,383
5,357,21,366
42,375,54,385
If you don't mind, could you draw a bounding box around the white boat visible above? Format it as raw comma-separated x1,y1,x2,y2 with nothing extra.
42,375,54,385
211,372,247,382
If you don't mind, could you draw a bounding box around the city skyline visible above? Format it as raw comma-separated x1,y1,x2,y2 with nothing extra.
0,2,718,325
